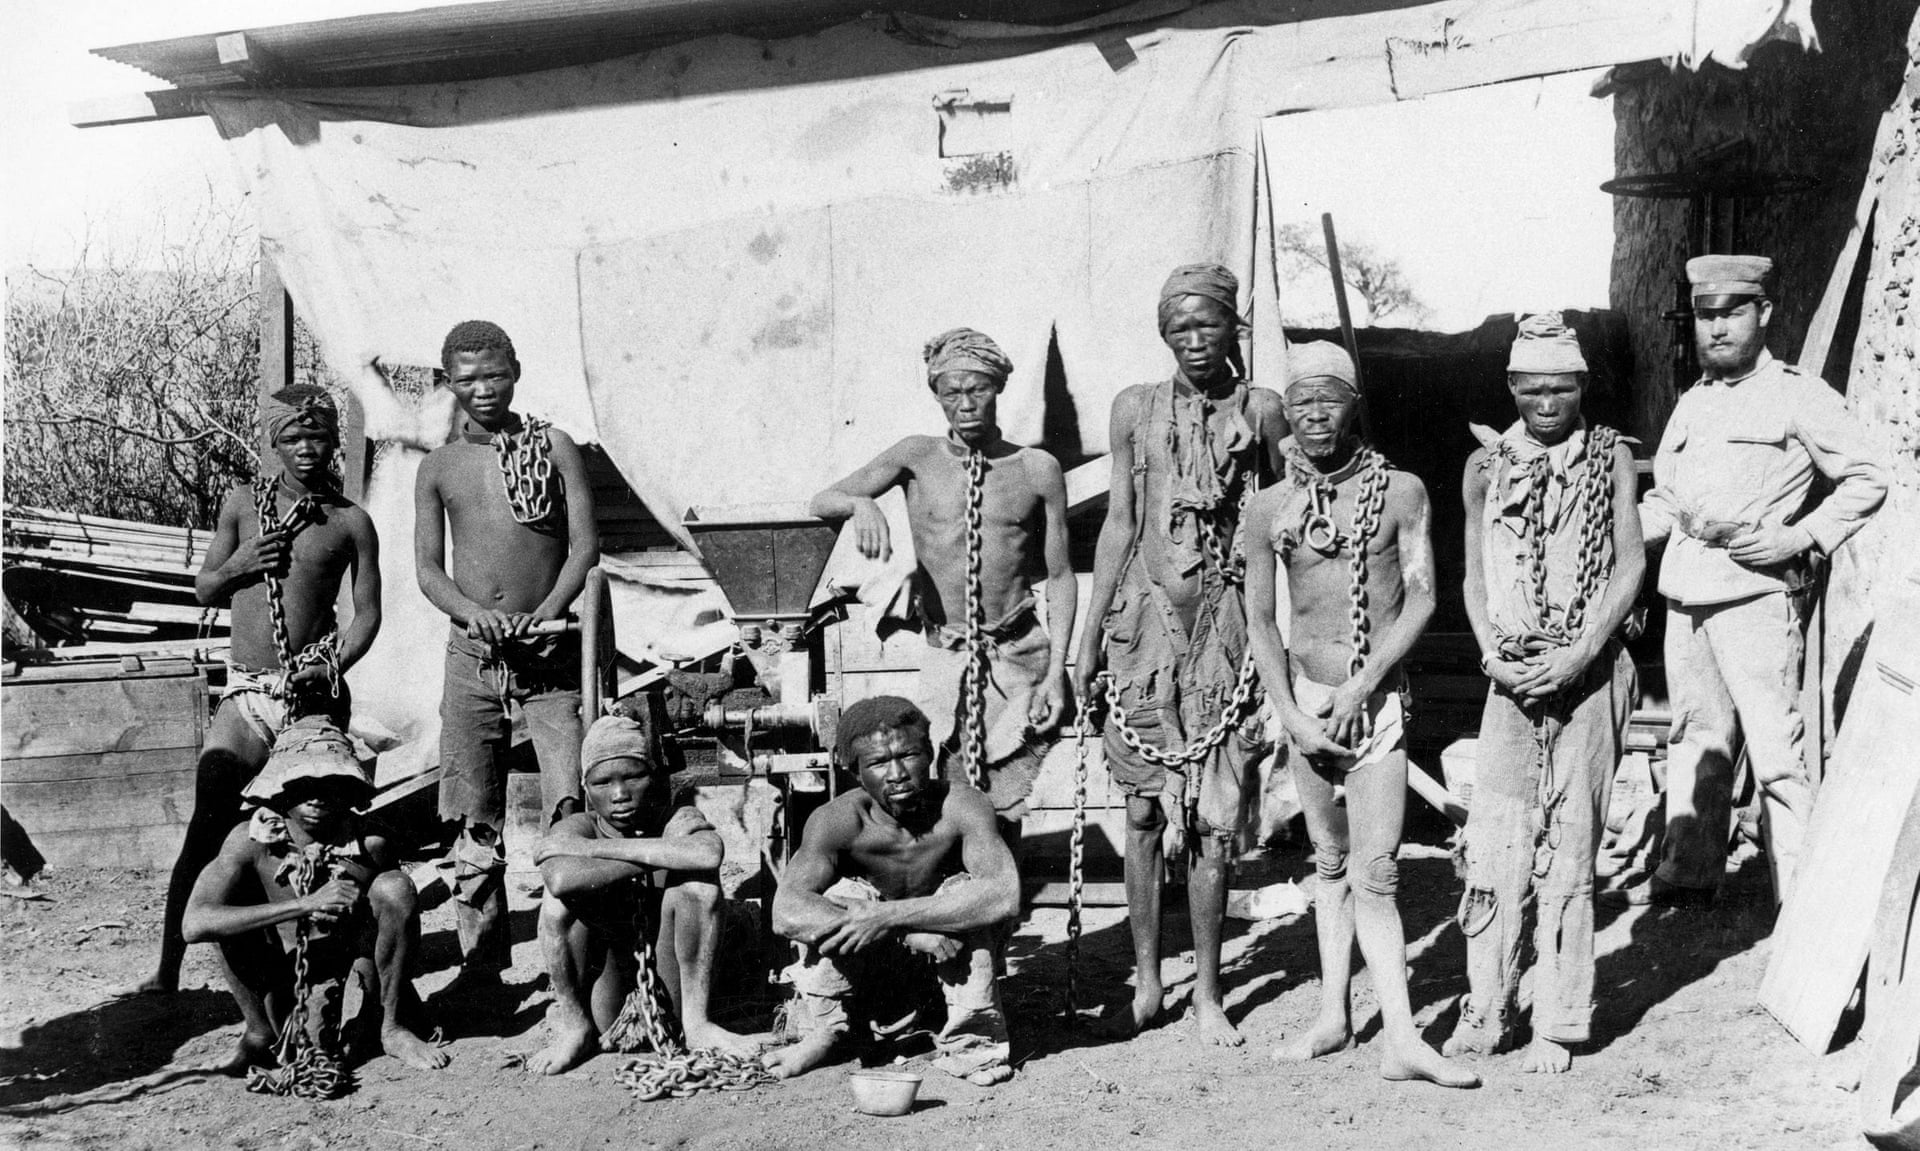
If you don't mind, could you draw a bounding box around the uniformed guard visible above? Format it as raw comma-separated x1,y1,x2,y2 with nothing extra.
1623,254,1888,906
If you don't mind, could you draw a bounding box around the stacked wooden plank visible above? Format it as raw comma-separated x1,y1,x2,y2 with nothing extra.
2,504,225,657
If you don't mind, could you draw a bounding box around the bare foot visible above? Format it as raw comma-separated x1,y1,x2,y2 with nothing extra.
1193,1000,1245,1047
966,1064,1014,1086
222,1029,277,1076
1441,1016,1507,1058
1521,1036,1572,1074
109,974,175,999
525,1022,597,1076
383,1024,451,1070
684,1020,762,1059
1271,1017,1353,1062
1379,1037,1481,1088
760,1030,840,1080
1094,984,1166,1040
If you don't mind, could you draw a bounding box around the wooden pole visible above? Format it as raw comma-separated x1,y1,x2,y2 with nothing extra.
1320,212,1367,396
257,250,295,464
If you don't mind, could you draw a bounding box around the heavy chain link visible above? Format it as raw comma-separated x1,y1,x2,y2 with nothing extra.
1065,705,1090,1022
1280,444,1391,680
960,448,990,789
1518,425,1617,643
494,415,558,525
601,876,776,1102
252,477,340,701
246,851,351,1099
1102,649,1260,770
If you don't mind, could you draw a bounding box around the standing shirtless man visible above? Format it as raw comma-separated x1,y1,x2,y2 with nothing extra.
1244,341,1476,1087
129,386,381,998
1073,265,1286,1045
416,320,599,977
810,328,1074,836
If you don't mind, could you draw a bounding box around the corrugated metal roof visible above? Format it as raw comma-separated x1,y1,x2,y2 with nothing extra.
91,0,1142,89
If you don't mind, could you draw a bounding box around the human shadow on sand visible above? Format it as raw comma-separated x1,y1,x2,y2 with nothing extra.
0,988,239,1112
1584,850,1773,1053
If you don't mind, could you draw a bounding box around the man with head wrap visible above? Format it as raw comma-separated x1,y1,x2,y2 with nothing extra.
415,320,601,983
1071,265,1286,1045
183,717,446,1074
126,384,384,1001
1440,314,1645,1074
763,696,1019,1083
1622,256,1888,908
810,327,1076,842
524,712,754,1074
1243,340,1475,1087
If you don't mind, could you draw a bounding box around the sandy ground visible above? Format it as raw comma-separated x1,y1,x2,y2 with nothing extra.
0,838,1872,1151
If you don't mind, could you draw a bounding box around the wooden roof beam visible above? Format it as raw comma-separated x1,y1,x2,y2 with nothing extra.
67,89,209,129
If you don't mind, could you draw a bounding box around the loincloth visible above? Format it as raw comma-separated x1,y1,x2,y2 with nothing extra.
915,598,1054,819
222,662,350,748
1284,674,1406,776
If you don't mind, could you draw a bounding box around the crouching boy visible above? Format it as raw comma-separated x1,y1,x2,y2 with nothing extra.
527,714,754,1074
183,717,446,1078
763,696,1018,1085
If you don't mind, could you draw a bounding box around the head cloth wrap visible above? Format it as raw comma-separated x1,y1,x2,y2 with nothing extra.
581,713,667,785
1157,264,1247,332
1285,341,1359,393
1507,312,1588,374
263,385,340,444
241,716,372,811
835,696,931,765
924,328,1013,386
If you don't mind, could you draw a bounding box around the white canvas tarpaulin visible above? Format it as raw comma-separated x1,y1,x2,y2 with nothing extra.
193,0,1812,777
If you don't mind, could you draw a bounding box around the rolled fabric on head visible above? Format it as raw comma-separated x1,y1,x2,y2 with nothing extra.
1507,312,1588,374
241,716,372,811
924,328,1013,386
1284,340,1359,393
263,384,340,444
581,713,662,785
1156,263,1246,331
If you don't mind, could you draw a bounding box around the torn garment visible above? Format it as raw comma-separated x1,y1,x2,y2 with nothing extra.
914,597,1055,819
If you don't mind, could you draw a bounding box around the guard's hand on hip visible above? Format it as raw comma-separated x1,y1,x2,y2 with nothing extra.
1727,523,1812,568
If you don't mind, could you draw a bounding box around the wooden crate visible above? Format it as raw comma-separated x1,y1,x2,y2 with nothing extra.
2,658,206,870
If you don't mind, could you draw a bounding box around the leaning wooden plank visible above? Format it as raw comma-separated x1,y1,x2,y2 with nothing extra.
367,766,443,813
1862,791,1920,1148
1760,573,1920,1051
1800,110,1896,375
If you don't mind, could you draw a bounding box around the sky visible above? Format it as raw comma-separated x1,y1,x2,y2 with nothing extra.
1266,69,1616,331
3,3,1617,332
2,1,471,270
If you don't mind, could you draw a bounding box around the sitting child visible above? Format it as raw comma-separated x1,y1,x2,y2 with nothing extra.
183,717,446,1082
527,713,755,1074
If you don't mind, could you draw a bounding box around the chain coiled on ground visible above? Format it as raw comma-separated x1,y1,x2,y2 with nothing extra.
251,477,340,700
245,850,352,1099
960,447,990,789
601,877,776,1102
494,416,558,525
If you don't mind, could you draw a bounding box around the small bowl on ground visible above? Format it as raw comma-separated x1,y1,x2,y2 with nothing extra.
849,1070,923,1116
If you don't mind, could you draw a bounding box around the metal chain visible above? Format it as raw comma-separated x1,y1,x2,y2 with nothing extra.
960,448,989,789
252,477,339,701
1519,425,1617,642
493,415,558,525
1065,705,1090,1023
1102,649,1260,770
600,876,776,1101
246,851,351,1099
1342,449,1391,680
